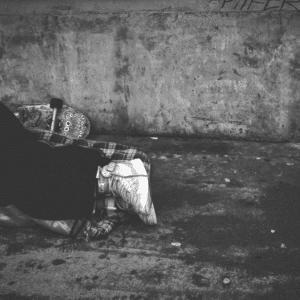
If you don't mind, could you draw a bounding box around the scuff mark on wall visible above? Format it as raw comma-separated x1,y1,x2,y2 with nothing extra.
289,51,300,80
0,47,5,59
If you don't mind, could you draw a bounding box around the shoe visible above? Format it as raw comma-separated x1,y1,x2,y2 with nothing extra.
138,201,157,226
97,159,152,216
140,184,157,225
116,195,157,226
84,214,120,239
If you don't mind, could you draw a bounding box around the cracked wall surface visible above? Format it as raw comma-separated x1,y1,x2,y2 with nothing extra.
0,1,300,141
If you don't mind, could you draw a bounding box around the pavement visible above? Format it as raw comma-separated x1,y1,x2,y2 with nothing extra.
1,135,300,300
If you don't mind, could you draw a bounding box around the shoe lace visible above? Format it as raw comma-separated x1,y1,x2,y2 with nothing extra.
108,176,124,198
107,174,147,200
104,169,151,216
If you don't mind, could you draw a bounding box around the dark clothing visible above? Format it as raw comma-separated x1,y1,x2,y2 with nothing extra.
0,102,110,220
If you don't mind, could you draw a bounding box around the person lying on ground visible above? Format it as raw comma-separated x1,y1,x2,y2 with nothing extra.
0,102,156,239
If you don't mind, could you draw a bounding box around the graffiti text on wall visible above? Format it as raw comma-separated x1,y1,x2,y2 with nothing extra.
221,0,300,11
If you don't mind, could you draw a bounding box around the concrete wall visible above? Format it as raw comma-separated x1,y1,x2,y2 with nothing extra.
0,0,300,141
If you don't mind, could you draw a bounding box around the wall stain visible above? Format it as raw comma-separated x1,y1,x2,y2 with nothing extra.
0,47,5,59
10,34,38,46
111,101,129,130
0,13,299,141
206,35,212,43
117,105,129,127
246,22,282,50
114,82,124,93
42,15,51,32
148,13,170,31
289,51,300,80
116,27,130,43
233,52,259,68
74,18,95,31
115,40,123,58
138,35,157,52
115,63,129,78
233,68,241,77
124,85,131,103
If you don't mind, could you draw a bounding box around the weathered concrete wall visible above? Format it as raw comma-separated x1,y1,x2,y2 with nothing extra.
0,1,300,141
1,0,299,13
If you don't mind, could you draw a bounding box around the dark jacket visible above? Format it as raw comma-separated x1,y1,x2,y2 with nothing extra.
0,102,110,220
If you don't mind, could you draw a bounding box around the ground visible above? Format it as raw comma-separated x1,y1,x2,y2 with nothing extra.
1,135,300,300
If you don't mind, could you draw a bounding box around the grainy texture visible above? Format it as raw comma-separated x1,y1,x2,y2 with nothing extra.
2,135,300,299
0,2,300,141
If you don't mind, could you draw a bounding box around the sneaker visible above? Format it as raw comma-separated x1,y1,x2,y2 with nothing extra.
84,214,120,239
138,202,157,226
116,196,157,226
97,159,152,216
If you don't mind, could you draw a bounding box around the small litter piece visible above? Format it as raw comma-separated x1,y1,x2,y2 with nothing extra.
256,157,261,160
271,230,275,233
224,178,231,183
280,243,287,249
158,155,168,160
286,162,294,166
150,137,158,140
171,242,181,247
222,277,231,287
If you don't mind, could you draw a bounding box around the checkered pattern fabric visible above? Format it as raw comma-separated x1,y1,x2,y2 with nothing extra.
29,128,153,239
29,129,151,175
84,215,120,239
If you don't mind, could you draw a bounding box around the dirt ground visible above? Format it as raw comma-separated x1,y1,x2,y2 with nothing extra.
1,135,300,300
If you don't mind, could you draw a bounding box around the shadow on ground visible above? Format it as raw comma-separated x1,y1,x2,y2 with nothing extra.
1,137,300,299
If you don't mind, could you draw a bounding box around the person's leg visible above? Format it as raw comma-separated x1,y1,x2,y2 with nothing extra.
31,218,87,238
0,205,35,227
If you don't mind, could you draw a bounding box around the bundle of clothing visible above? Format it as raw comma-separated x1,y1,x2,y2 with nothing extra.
0,102,157,239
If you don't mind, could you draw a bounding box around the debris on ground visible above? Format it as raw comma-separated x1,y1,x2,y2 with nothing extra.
280,243,287,249
222,277,231,288
171,242,181,247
